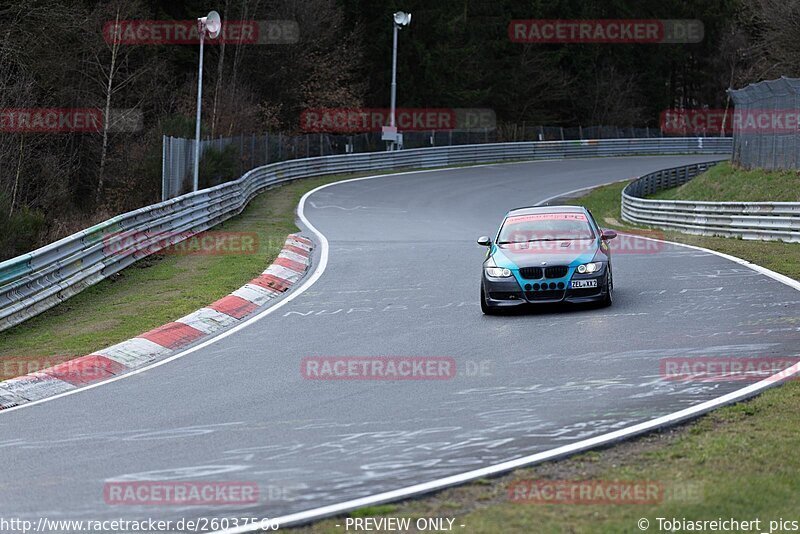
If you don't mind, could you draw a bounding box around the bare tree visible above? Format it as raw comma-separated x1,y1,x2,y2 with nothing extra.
210,0,232,138
587,63,644,126
742,0,800,78
85,0,151,204
241,0,366,131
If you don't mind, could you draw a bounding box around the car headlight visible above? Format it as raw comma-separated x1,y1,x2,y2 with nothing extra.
485,267,512,278
576,262,602,274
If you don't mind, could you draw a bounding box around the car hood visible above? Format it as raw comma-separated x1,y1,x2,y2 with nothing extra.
492,239,598,269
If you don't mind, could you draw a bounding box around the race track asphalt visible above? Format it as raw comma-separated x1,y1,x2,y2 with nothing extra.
1,155,798,527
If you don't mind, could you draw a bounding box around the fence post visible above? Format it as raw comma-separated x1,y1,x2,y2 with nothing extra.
238,136,244,176
161,136,168,201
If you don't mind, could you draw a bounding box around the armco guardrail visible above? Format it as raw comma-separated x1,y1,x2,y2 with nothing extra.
622,160,800,242
0,137,730,332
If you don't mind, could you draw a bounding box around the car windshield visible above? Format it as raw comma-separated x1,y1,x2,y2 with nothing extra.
497,212,594,243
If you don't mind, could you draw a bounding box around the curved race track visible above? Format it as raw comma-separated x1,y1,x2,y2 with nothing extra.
1,155,799,527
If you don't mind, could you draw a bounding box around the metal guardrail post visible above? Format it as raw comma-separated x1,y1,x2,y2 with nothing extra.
161,136,168,202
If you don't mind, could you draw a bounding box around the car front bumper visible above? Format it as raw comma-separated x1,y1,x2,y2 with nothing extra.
482,270,609,306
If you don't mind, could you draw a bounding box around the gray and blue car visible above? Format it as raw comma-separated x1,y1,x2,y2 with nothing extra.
478,205,617,314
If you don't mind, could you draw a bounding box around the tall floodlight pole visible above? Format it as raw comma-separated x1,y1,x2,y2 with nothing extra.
389,20,399,131
383,11,411,151
193,11,222,192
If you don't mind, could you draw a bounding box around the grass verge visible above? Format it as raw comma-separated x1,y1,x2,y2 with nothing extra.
295,165,800,533
652,161,800,202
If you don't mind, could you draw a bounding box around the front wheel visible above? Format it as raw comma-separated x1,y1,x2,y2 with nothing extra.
601,267,613,307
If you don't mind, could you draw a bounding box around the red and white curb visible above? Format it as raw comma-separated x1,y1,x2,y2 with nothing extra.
0,234,313,410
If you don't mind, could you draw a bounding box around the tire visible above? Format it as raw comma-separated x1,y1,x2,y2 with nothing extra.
601,266,613,307
480,285,498,315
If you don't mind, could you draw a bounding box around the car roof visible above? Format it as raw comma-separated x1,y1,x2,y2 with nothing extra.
505,205,588,217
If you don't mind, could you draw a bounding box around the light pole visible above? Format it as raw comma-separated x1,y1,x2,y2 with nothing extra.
193,10,221,192
383,11,411,151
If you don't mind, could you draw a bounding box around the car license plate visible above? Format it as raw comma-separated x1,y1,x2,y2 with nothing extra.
571,279,597,289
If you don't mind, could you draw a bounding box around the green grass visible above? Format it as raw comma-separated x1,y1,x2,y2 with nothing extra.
0,173,360,376
349,505,398,518
652,161,800,202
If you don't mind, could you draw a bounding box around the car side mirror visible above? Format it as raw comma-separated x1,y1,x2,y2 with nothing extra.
601,229,617,240
477,236,492,247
